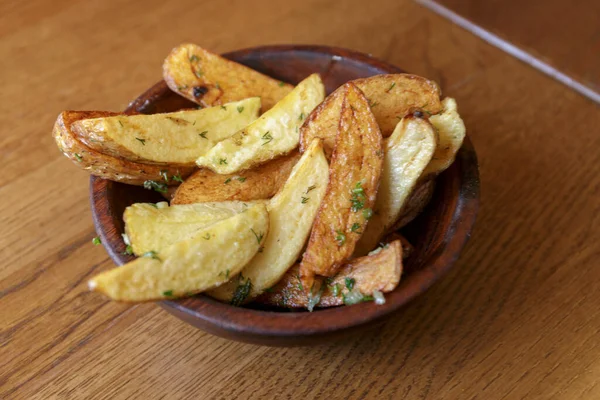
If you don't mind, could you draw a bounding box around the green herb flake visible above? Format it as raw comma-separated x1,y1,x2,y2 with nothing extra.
199,131,208,139
306,185,316,193
74,153,83,162
237,176,246,182
296,274,304,291
350,181,366,212
278,81,285,87
237,106,244,113
172,174,184,183
386,82,396,92
163,290,174,297
123,245,133,256
264,287,274,293
189,55,200,62
194,69,203,78
215,82,220,89
136,138,146,145
261,131,273,146
299,112,305,121
142,250,160,260
301,196,309,204
368,99,379,108
224,178,232,184
343,290,367,305
143,180,168,193
396,115,402,120
149,203,158,208
231,277,252,306
220,105,227,110
203,233,211,240
345,277,356,290
92,236,101,245
219,158,228,165
335,230,346,246
362,208,373,219
225,269,230,279
251,228,264,244
350,223,361,233
332,283,342,297
160,169,169,182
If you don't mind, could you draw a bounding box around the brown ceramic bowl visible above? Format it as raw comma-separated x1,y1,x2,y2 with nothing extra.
90,45,479,346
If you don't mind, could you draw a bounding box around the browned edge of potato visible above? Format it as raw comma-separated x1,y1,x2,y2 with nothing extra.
390,178,436,232
163,43,294,112
299,86,344,159
172,151,301,204
53,111,195,186
299,83,383,291
257,240,402,308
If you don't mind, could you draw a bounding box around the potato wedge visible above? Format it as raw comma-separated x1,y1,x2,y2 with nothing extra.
299,74,442,158
53,111,195,185
88,203,269,302
300,83,383,288
382,232,414,259
163,43,293,112
257,240,402,308
207,139,329,302
172,151,301,204
354,116,436,256
72,98,260,166
353,74,442,136
196,74,325,174
421,98,466,178
390,179,436,232
124,201,259,255
299,87,344,159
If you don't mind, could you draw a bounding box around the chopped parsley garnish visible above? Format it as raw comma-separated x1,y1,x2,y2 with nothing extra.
118,120,124,127
362,208,373,219
123,245,133,255
343,290,367,305
332,283,342,297
92,236,101,245
261,131,273,145
189,55,199,62
142,251,160,260
172,174,184,183
74,153,83,162
307,282,325,312
237,177,246,182
350,181,366,212
220,105,227,110
149,203,158,208
278,81,285,87
194,69,203,78
296,274,304,291
199,131,208,139
231,277,252,306
396,115,402,120
306,185,316,193
163,290,174,297
160,169,169,182
203,233,211,240
224,178,232,184
264,287,274,293
335,230,346,246
215,82,220,89
250,228,264,244
350,222,361,233
301,196,309,204
226,269,230,279
237,106,244,113
219,158,227,165
143,180,168,193
345,277,356,290
368,99,379,108
386,82,396,92
299,112,305,121
136,138,146,145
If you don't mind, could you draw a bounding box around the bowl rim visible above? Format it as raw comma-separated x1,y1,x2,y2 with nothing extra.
90,44,480,339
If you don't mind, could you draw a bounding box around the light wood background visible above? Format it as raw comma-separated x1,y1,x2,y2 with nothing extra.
1,0,599,399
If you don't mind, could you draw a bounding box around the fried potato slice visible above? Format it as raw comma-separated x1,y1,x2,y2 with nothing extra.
390,179,436,232
354,116,436,256
124,201,259,255
53,111,195,185
382,232,415,259
196,74,325,174
299,86,344,159
300,83,383,287
88,203,269,302
353,74,442,136
172,151,301,204
299,74,442,158
257,240,402,308
207,139,329,303
72,98,260,166
421,98,466,178
163,43,293,112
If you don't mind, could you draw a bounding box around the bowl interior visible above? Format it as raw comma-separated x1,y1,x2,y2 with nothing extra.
91,45,479,345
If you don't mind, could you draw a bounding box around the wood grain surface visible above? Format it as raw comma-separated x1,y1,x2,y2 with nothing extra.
1,0,599,399
425,0,600,101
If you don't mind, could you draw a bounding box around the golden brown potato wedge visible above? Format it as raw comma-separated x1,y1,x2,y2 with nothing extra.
196,74,325,174
163,43,294,112
300,83,383,288
172,151,301,204
207,139,329,303
72,98,260,167
390,179,436,232
421,98,466,178
88,203,269,302
53,111,194,186
353,74,442,136
382,232,414,259
299,74,442,158
354,116,436,256
257,240,402,308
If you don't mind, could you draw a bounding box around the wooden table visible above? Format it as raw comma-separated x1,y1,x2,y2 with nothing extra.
2,0,599,398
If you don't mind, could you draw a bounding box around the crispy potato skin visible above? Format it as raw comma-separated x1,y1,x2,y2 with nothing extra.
172,152,301,204
53,111,194,185
257,240,402,308
390,179,436,231
353,74,442,136
300,74,442,158
300,83,383,287
163,44,294,112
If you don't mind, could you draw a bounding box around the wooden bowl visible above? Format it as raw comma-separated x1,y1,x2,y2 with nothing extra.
90,45,479,346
